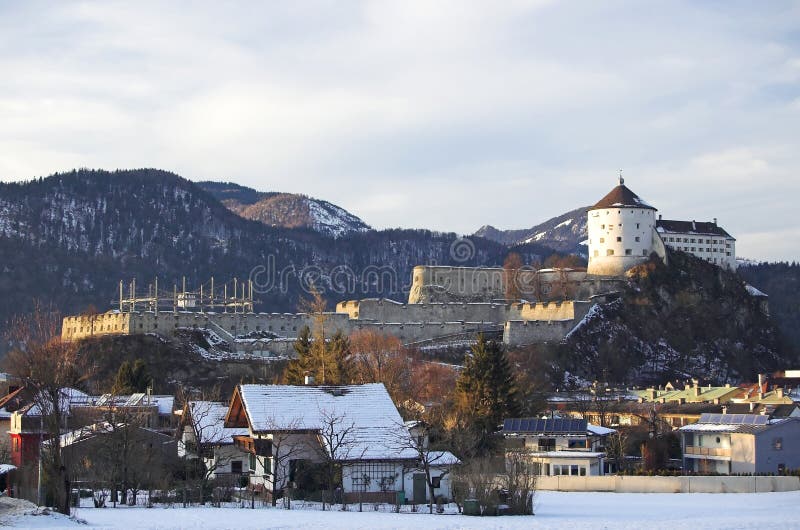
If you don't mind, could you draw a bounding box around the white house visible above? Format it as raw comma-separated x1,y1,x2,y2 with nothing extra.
223,383,458,504
502,418,616,476
678,413,800,474
656,218,736,270
178,401,251,480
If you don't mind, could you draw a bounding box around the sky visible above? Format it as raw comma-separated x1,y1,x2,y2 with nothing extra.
0,1,798,261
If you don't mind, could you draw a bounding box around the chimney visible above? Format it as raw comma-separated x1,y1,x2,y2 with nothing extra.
776,388,784,398
692,220,696,230
304,374,315,385
713,218,717,226
658,214,662,221
721,405,727,414
758,373,765,389
749,402,756,412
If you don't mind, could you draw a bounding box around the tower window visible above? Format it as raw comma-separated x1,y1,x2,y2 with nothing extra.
642,250,648,256
625,249,632,255
616,236,622,242
601,224,605,229
636,223,640,229
593,250,599,257
599,238,605,243
606,249,614,256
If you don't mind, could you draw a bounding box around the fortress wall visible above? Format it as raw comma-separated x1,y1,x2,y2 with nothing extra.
408,266,623,304
337,298,511,324
62,312,131,341
408,266,505,304
503,318,579,346
349,320,491,344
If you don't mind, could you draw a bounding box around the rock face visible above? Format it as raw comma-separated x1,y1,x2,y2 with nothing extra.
559,251,790,386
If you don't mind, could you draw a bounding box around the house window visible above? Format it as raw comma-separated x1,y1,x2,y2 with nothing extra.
570,465,579,476
579,467,587,476
249,454,256,473
231,460,243,474
350,462,398,492
635,236,640,242
773,437,783,450
568,439,588,449
625,249,632,255
431,475,442,488
538,438,556,451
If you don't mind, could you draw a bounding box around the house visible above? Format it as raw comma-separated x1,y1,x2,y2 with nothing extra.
70,393,177,435
502,418,616,476
8,388,91,467
678,413,800,474
178,401,251,480
59,421,179,488
223,383,455,504
633,380,741,405
656,218,736,270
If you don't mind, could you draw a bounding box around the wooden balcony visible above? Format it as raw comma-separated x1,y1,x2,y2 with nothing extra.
685,446,731,457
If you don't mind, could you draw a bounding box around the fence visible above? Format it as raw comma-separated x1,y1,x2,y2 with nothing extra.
536,475,800,493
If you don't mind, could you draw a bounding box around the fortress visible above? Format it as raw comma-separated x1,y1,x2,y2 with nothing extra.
62,178,736,355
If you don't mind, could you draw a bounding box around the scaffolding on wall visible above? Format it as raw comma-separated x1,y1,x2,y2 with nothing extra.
115,276,255,314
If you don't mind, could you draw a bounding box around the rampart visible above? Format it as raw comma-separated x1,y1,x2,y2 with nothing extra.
408,265,625,304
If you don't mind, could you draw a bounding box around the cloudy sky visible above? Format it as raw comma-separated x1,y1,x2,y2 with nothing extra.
1,1,798,261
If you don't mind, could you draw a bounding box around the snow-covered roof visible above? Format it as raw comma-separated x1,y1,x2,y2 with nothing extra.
189,401,247,444
427,451,461,466
587,424,617,436
0,464,16,474
25,388,91,416
236,383,417,461
530,451,605,458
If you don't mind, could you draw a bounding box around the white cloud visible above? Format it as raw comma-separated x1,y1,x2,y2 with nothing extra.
0,1,798,260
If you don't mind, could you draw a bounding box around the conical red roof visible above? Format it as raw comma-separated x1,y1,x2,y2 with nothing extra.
590,183,656,211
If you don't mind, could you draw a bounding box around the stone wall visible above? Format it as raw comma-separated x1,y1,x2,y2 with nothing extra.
408,265,626,304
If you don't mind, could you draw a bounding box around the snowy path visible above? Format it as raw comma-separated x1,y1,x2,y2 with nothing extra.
3,491,800,529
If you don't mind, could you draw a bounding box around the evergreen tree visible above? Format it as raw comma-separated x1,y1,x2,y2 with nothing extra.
112,358,151,394
283,327,355,385
284,326,313,384
455,334,521,452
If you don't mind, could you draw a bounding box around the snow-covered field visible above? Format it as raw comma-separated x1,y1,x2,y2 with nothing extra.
3,491,799,529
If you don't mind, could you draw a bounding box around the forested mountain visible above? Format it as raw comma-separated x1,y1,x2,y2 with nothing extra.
198,181,371,238
0,169,553,340
474,206,589,254
738,262,800,357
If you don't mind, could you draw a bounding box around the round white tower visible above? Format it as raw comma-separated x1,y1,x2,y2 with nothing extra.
587,176,658,276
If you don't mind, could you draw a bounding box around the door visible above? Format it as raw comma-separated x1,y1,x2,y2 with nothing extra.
412,473,426,504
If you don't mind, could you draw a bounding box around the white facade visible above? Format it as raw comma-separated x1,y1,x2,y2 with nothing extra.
587,207,658,276
586,178,660,277
657,222,736,271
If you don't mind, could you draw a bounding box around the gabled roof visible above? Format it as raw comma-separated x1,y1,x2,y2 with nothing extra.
188,401,247,445
590,183,656,211
655,219,734,239
227,383,418,461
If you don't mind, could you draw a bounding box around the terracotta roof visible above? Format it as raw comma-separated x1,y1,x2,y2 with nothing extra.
590,184,656,211
656,219,734,239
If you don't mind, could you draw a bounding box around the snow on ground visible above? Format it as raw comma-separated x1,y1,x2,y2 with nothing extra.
3,491,800,530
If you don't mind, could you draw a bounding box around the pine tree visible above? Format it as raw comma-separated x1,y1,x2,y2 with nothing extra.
284,326,313,384
455,334,520,452
112,358,151,394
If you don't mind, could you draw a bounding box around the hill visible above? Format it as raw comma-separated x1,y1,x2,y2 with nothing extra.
474,206,589,254
0,169,555,342
556,251,790,386
197,181,371,238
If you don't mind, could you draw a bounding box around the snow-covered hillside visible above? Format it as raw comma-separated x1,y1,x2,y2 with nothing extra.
474,206,588,253
198,181,370,238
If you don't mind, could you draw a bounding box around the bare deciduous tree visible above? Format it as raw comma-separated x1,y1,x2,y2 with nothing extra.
314,407,365,510
4,303,93,514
